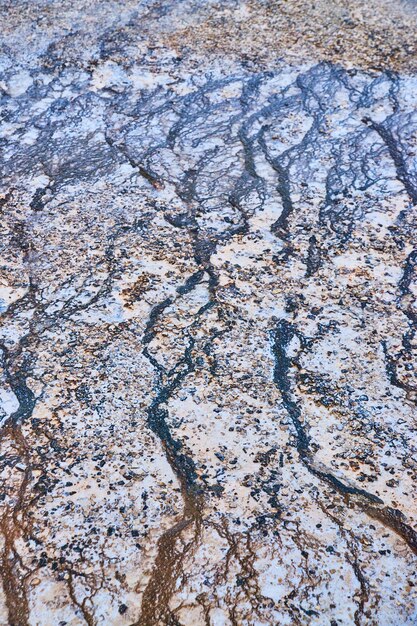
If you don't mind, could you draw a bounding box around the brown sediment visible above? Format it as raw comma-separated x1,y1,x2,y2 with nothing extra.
66,571,95,626
162,0,417,72
364,503,417,555
136,490,204,626
0,425,33,626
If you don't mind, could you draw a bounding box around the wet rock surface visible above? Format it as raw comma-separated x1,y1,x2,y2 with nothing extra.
1,1,417,625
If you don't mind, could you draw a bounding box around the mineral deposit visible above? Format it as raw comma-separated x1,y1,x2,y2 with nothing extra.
1,1,417,625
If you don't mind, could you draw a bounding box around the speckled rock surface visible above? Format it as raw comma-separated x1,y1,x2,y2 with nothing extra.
1,1,417,625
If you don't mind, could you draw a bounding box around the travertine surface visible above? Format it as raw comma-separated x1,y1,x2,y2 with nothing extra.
1,1,417,625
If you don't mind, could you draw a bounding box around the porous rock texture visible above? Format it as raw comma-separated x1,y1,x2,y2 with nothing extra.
1,1,417,625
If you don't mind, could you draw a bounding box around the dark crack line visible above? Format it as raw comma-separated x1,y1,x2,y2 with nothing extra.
136,274,218,624
363,117,417,205
271,319,417,556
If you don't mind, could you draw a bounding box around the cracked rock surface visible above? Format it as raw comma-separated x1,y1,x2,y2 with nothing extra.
1,1,417,625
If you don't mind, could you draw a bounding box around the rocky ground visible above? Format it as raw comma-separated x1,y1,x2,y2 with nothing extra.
1,1,417,625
